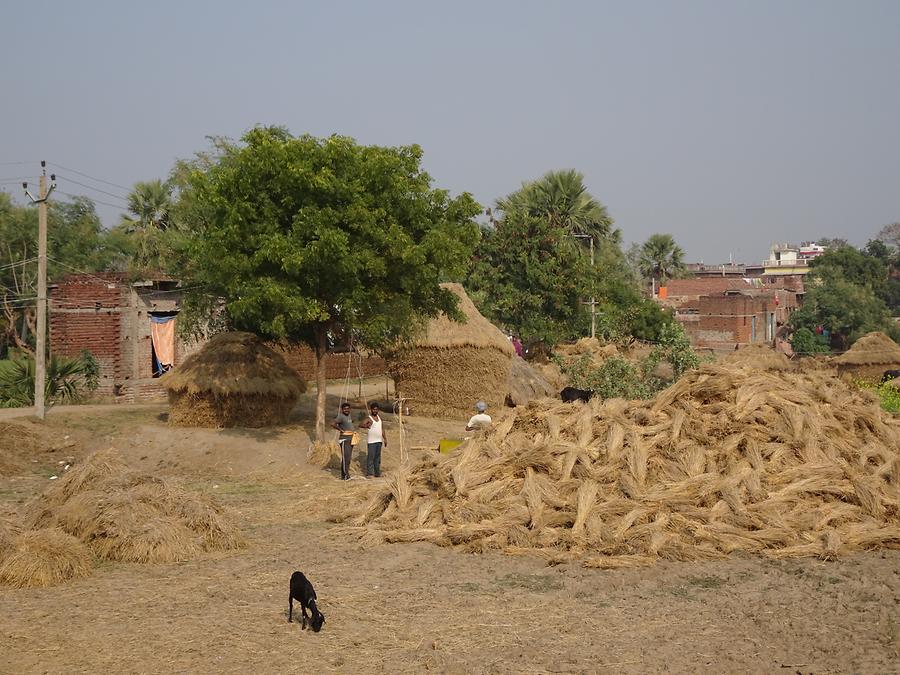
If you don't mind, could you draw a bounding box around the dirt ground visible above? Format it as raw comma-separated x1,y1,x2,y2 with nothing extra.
1,384,898,674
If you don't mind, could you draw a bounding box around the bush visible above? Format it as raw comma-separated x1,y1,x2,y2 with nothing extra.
856,379,900,414
0,353,99,408
790,327,830,355
564,355,655,400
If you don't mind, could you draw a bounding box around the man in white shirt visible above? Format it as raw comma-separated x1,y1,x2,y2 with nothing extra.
359,402,387,478
465,401,492,431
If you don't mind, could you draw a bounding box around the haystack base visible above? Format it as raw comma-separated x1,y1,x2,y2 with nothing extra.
168,391,295,428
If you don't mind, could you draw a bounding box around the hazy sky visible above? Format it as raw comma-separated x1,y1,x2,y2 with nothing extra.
2,0,898,263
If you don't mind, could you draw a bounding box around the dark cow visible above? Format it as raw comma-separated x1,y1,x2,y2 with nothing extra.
560,386,595,403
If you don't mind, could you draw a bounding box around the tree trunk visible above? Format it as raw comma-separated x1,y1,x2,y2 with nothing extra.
314,325,328,443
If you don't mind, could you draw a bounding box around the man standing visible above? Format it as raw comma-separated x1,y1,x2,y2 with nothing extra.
359,402,387,478
331,402,355,480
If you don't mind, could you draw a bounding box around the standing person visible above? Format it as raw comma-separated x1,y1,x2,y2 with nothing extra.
359,402,387,478
331,402,355,480
511,335,523,358
465,401,492,431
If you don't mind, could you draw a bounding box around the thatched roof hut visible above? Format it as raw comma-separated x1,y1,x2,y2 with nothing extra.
834,331,900,380
387,283,514,418
162,332,306,428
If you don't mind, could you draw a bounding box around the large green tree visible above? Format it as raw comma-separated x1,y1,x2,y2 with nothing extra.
638,233,686,287
172,127,480,439
468,215,592,345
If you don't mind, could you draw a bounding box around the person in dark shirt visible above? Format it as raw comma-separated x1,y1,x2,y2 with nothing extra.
331,402,355,480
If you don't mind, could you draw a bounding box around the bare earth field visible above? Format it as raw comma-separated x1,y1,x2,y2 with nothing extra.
1,389,898,674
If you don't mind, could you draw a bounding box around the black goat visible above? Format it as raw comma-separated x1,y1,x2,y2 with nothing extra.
882,369,900,383
288,571,326,632
560,386,595,403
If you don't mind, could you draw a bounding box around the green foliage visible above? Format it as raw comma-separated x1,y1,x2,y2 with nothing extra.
78,349,100,392
113,179,177,276
790,266,900,349
790,327,830,355
556,323,699,400
496,169,619,243
0,353,98,408
172,127,480,349
468,217,592,345
638,233,686,284
649,322,700,379
561,355,654,400
856,379,900,414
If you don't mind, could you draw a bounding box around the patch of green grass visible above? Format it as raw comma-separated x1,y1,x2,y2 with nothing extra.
495,573,564,593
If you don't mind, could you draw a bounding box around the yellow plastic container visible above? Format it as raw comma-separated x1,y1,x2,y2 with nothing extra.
439,438,463,454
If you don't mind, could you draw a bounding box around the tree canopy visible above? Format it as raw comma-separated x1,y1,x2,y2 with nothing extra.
638,233,686,285
172,127,481,439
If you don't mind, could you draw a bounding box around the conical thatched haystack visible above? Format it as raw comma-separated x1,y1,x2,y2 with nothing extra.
834,331,900,380
387,284,514,418
162,332,306,428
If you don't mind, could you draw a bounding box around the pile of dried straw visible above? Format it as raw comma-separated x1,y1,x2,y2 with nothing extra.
342,351,900,567
0,528,92,588
387,284,514,418
24,449,243,564
834,331,900,380
163,331,306,428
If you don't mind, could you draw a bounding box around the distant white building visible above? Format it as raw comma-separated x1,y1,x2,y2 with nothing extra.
764,241,828,270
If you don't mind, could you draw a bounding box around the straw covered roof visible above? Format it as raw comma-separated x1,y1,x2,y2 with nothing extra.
411,283,514,355
162,332,306,398
834,331,900,367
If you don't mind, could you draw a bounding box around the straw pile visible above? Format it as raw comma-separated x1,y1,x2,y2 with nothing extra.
506,357,556,407
387,284,514,418
834,331,900,380
163,331,306,428
342,353,900,567
0,528,92,588
24,449,243,564
555,338,620,368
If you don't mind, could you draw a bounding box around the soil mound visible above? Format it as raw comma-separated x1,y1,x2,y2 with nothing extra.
343,359,900,567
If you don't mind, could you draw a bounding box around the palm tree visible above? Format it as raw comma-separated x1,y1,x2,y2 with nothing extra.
117,179,174,273
497,170,620,244
638,233,686,289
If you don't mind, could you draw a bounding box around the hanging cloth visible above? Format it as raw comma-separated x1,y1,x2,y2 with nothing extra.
149,315,177,371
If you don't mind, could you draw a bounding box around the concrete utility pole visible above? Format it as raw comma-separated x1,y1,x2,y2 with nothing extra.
573,233,597,339
23,162,56,420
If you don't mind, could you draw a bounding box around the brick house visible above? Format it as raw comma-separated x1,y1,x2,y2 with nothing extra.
678,289,798,351
49,273,386,402
49,273,201,401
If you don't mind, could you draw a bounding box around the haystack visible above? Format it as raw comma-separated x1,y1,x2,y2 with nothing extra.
834,331,900,380
25,449,244,564
506,357,556,407
0,528,92,588
387,284,514,418
340,356,900,567
162,332,306,428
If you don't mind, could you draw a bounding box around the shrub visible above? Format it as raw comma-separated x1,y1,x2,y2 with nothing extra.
856,379,900,414
790,327,830,355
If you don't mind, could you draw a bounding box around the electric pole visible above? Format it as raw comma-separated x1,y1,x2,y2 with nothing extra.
23,162,56,420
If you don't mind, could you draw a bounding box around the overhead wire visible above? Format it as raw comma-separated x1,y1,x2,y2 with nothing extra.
48,163,132,191
55,175,129,203
57,191,127,210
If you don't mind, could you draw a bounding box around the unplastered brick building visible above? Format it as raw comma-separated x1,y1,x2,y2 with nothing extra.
683,289,798,351
49,273,200,401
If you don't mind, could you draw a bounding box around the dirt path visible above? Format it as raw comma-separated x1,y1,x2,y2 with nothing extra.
1,404,898,673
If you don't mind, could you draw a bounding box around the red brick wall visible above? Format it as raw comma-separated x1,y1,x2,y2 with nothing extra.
49,275,129,394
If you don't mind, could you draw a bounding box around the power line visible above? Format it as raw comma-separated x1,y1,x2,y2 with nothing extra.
0,257,38,271
0,160,37,166
57,191,127,211
55,175,129,203
48,163,132,191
